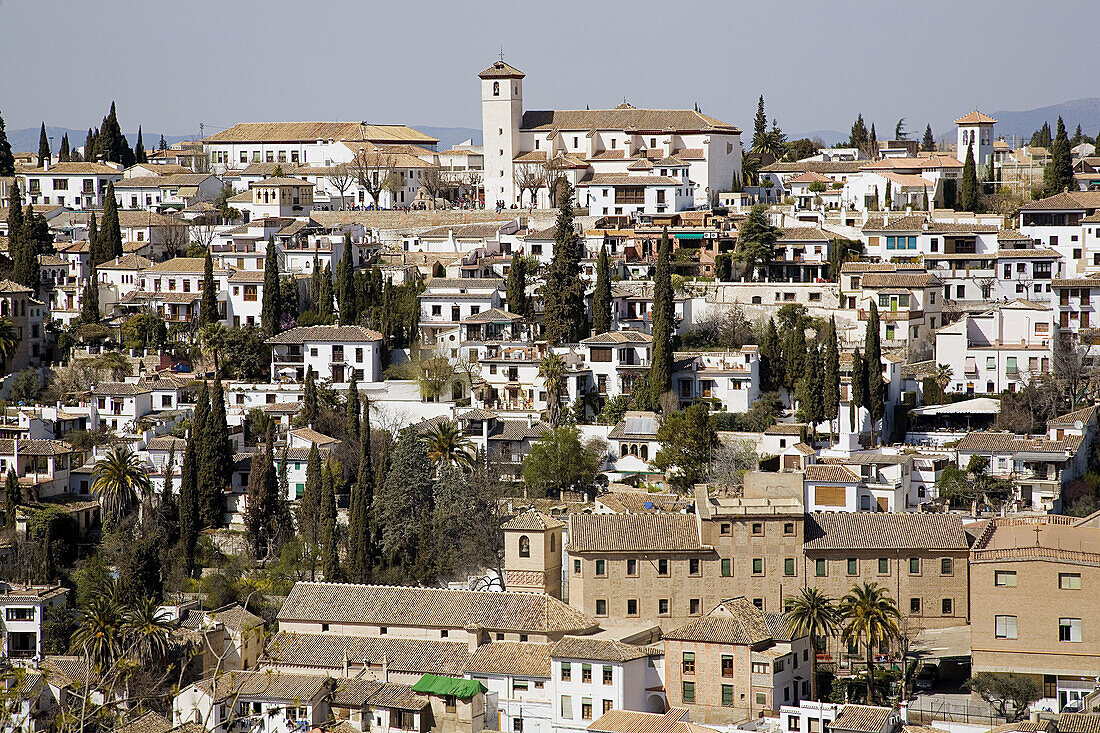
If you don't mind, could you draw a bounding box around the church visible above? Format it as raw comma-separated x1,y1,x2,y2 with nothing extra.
479,60,743,215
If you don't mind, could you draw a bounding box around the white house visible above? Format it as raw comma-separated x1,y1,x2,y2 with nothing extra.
114,173,223,211
172,671,332,733
17,161,122,209
956,110,997,166
418,277,507,351
0,584,68,661
672,348,760,413
267,325,384,384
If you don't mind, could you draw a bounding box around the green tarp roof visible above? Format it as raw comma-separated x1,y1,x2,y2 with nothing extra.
411,674,486,699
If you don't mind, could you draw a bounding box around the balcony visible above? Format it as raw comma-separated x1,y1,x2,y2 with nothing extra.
858,309,924,322
274,353,304,364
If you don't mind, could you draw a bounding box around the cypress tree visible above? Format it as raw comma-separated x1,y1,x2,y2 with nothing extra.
850,347,865,439
4,468,18,529
848,114,868,152
261,237,282,334
1045,117,1074,196
337,235,359,324
921,124,935,152
796,345,824,434
823,317,841,435
81,265,100,323
959,143,979,212
505,252,528,317
310,255,322,310
374,428,434,578
541,185,585,344
301,367,319,425
864,302,885,444
298,443,323,573
0,110,13,176
203,380,231,527
84,128,96,162
37,123,50,165
244,424,280,559
178,430,200,575
159,135,167,151
922,186,929,212
592,245,612,335
99,182,122,263
649,228,674,406
134,127,146,164
199,250,218,326
346,378,361,439
12,209,38,291
868,123,878,158
191,381,212,528
883,181,892,210
58,134,70,163
348,400,374,581
320,461,339,580
783,324,807,392
760,317,782,392
87,211,99,266
7,184,23,250
753,95,768,151
318,264,334,318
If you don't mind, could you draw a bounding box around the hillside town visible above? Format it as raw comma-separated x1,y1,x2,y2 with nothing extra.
3,36,1100,733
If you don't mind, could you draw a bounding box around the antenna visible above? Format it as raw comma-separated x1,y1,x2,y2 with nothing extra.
499,47,505,62
199,122,204,138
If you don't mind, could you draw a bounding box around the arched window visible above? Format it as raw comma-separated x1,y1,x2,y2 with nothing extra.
519,535,530,558
550,533,556,552
621,445,628,457
630,444,638,457
641,445,649,461
493,81,500,97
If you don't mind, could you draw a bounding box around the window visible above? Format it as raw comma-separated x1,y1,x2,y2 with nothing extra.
595,560,606,577
721,559,732,576
722,685,734,707
1060,573,1082,590
561,662,571,681
603,666,613,685
682,682,695,704
752,522,764,536
582,664,592,683
756,692,767,706
615,187,644,205
942,598,953,615
514,719,524,733
910,598,921,614
994,570,1017,587
690,598,701,615
816,558,826,577
627,599,638,616
658,599,670,615
909,558,920,574
878,558,889,574
784,558,795,576
512,680,528,694
683,652,696,674
560,695,572,718
720,523,731,535
941,558,953,575
5,607,33,621
789,716,801,731
1060,618,1082,642
658,559,669,576
995,615,1018,639
689,558,701,576
519,535,530,558
626,559,638,576
581,699,592,720
753,558,763,575
603,700,613,714
595,599,607,616
784,522,795,535
573,559,581,575
847,559,858,575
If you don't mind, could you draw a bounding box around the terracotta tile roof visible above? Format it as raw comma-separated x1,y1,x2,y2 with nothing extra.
99,254,152,270
463,307,523,323
228,270,266,283
550,636,651,663
777,227,830,241
277,581,598,634
147,257,223,274
582,329,652,345
761,160,866,174
987,722,1056,733
861,215,928,232
502,510,563,531
93,381,151,395
420,221,512,238
840,262,899,274
147,435,187,451
924,222,999,233
115,211,187,228
40,655,93,688
466,640,553,677
116,711,173,733
995,248,1060,259
860,272,940,288
589,709,707,733
833,704,895,733
663,598,776,645
764,423,806,435
0,279,33,294
597,491,691,514
956,431,1073,453
479,61,526,79
954,111,997,125
115,174,214,188
1056,714,1100,733
266,630,469,675
522,107,740,134
804,464,861,483
567,514,705,553
423,277,506,290
998,228,1031,241
918,155,965,169
1020,190,1100,211
803,513,969,551
332,678,427,711
20,162,120,175
267,325,383,344
204,121,437,145
1048,404,1097,427
0,439,77,456
196,670,331,703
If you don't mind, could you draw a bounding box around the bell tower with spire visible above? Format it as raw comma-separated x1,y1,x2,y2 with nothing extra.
480,59,525,208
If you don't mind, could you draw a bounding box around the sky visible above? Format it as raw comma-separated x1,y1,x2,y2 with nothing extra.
2,0,1099,140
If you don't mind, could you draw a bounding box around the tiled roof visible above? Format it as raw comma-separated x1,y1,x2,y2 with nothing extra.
1048,404,1097,427
607,412,660,440
588,709,712,733
251,176,312,187
203,121,437,145
147,436,187,451
332,678,427,711
277,581,598,634
582,330,652,345
760,160,866,174
115,174,213,188
804,464,861,483
764,423,805,435
567,514,705,553
197,670,331,703
1056,714,1100,733
786,171,833,184
0,439,77,456
861,215,928,232
93,381,151,395
20,162,120,175
956,431,1073,454
465,640,553,677
995,248,1060,259
833,704,895,733
288,427,340,446
502,510,563,531
522,107,739,134
550,636,651,663
0,279,33,294
582,174,681,187
954,111,997,125
420,222,512,238
479,61,525,79
663,598,776,645
266,630,469,676
1019,190,1100,211
117,711,173,733
860,272,940,288
267,325,383,344
998,228,1031,241
99,254,153,270
803,513,969,551
463,307,522,323
777,227,830,241
147,257,221,274
423,277,506,290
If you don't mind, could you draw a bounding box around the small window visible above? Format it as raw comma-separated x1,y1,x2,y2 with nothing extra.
561,662,571,681
626,558,638,576
815,558,826,577
690,598,701,615
682,681,695,704
756,692,767,706
722,684,734,707
658,599,670,615
658,559,669,576
995,615,1017,639
994,570,1017,587
1060,618,1082,643
878,558,889,574
721,654,734,678
720,523,731,535
519,535,530,558
682,652,695,674
847,558,858,575
942,598,953,615
941,558,953,575
784,558,795,576
595,559,606,577
752,522,764,536
595,599,607,616
721,558,732,577
582,664,592,683
573,559,582,575
1060,573,1082,590
909,557,921,575
626,599,638,616
603,666,613,685
783,522,795,535
911,598,921,614
752,558,763,575
689,558,701,576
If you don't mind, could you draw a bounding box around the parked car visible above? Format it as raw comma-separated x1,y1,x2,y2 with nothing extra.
914,663,939,691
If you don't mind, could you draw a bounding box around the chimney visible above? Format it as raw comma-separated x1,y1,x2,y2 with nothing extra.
381,654,389,683
466,625,486,653
42,157,50,172
342,649,350,678
526,413,534,427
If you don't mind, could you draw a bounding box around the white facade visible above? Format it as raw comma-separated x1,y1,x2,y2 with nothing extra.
267,325,384,385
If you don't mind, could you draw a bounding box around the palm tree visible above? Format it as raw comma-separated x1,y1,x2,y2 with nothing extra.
71,595,123,671
786,587,840,702
539,352,566,428
91,446,152,525
752,127,787,164
121,597,174,664
423,420,474,469
0,318,19,373
840,582,902,704
934,364,953,397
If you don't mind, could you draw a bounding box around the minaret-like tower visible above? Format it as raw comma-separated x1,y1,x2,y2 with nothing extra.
480,60,525,208
955,110,997,167
502,510,563,598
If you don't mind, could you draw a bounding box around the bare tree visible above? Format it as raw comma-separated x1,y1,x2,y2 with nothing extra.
350,148,398,208
162,223,190,258
513,163,546,207
191,216,218,249
326,163,353,211
420,168,460,205
1054,335,1095,407
707,439,759,495
541,155,570,208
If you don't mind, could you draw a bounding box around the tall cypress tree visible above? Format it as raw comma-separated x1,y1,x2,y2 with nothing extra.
1045,117,1074,196
135,126,146,164
261,237,282,334
753,95,768,151
320,461,339,580
505,252,528,317
299,442,323,578
37,123,50,165
5,468,18,529
81,265,100,323
374,428,434,578
318,264,334,318
203,380,231,527
337,235,358,325
58,134,70,163
823,317,841,435
849,114,869,152
178,430,200,575
592,245,612,335
760,317,782,393
191,381,213,528
649,228,674,406
244,424,280,559
542,185,584,344
921,125,935,152
346,379,361,439
850,347,866,440
301,367,319,426
0,110,14,176
796,345,824,435
959,143,979,212
7,184,23,250
159,135,167,151
864,302,885,444
783,324,807,392
348,399,374,581
99,182,123,263
199,251,218,326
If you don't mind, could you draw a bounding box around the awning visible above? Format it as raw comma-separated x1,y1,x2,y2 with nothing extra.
1014,451,1066,462
675,232,705,240
412,674,486,699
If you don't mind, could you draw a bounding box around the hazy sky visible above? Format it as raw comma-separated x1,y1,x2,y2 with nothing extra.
2,0,1099,139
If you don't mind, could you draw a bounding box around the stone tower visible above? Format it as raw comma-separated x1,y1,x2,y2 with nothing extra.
502,510,563,599
480,60,525,208
955,110,997,167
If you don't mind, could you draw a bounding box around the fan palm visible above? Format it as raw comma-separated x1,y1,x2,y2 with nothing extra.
840,582,902,704
91,446,152,525
539,352,566,428
71,595,123,671
786,587,840,702
122,597,174,664
935,364,953,393
423,420,474,469
0,318,19,373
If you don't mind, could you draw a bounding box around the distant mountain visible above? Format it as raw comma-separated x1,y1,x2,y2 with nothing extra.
6,126,194,157
978,98,1100,143
415,125,481,149
789,129,849,147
